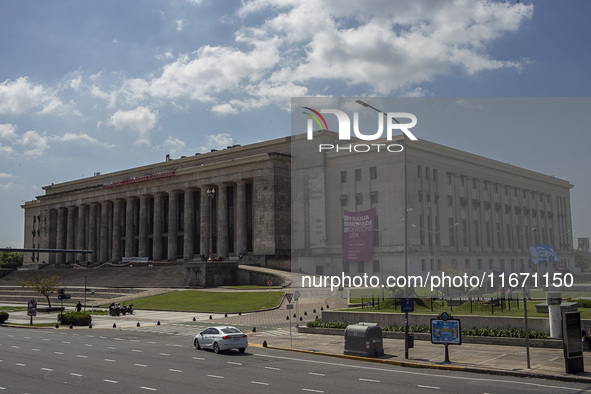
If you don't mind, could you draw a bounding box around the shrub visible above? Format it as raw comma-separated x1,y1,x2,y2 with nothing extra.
576,299,591,308
58,312,92,326
0,311,8,323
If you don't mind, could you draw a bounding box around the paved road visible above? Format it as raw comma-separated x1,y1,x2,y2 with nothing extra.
2,326,591,394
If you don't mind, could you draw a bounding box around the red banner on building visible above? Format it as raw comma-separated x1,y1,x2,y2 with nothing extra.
343,207,376,262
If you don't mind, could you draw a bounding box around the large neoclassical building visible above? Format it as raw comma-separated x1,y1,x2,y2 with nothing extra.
22,133,575,278
22,138,292,268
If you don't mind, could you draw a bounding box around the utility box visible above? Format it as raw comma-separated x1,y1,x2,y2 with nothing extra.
344,322,384,357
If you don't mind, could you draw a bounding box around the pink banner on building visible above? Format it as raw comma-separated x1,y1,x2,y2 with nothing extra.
343,207,376,262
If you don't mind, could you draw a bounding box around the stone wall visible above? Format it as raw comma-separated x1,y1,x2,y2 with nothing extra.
183,261,238,287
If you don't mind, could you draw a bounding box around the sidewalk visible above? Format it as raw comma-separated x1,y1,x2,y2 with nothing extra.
4,301,591,384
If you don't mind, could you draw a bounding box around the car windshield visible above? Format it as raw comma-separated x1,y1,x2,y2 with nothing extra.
221,327,241,334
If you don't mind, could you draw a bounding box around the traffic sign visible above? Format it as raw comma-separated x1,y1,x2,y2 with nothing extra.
294,290,301,301
286,293,293,303
401,297,414,313
286,304,294,310
267,279,273,286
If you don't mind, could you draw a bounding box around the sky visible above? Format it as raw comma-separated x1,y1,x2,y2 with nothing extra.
0,0,590,248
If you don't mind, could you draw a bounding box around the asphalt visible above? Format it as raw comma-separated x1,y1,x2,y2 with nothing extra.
4,296,591,384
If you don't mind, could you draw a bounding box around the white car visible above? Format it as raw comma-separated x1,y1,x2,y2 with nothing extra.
194,326,248,354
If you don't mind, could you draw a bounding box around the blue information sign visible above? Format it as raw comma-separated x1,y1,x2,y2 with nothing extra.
431,319,461,345
401,297,414,313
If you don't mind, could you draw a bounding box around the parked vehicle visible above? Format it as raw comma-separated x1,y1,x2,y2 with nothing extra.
193,326,248,354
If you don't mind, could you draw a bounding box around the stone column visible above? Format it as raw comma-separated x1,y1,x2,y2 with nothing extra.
56,207,67,264
66,206,76,264
183,189,195,260
100,201,109,262
236,181,247,255
217,184,228,258
125,197,135,257
153,193,163,261
76,204,87,263
88,204,97,263
139,195,149,258
167,191,178,261
112,199,122,262
200,186,210,258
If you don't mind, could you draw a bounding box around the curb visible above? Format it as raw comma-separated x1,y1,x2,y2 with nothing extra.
249,342,591,384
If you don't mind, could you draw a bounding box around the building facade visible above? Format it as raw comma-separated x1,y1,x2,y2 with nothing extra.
22,138,291,268
292,134,575,279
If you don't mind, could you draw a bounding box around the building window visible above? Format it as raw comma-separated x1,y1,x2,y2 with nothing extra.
433,169,437,182
355,168,362,182
474,220,480,247
426,192,431,203
373,260,380,273
497,223,502,248
486,221,491,248
340,195,348,206
495,184,499,193
505,185,508,195
417,165,422,178
460,176,465,186
483,182,488,191
462,219,468,247
447,195,453,207
465,259,471,270
506,223,512,248
370,191,378,204
316,265,324,275
370,166,377,180
448,218,455,246
447,172,452,184
421,259,426,272
472,179,477,189
341,171,347,183
343,261,349,273
357,261,364,273
426,167,430,180
418,190,423,202
478,259,483,270
419,215,425,245
355,193,363,205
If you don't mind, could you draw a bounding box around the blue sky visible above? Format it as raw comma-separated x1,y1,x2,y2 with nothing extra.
0,0,590,248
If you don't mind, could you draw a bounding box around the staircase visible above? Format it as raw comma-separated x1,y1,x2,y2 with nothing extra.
0,265,186,308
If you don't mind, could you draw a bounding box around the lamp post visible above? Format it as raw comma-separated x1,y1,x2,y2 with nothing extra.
207,188,216,261
356,99,410,358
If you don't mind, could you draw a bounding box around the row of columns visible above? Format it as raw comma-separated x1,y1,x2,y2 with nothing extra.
51,181,250,264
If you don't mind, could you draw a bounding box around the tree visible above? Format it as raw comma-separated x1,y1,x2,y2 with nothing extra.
0,250,23,269
19,274,64,308
575,249,590,272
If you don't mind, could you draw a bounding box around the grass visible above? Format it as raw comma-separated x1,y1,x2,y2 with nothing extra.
347,297,591,319
0,306,26,312
109,290,285,313
220,285,275,290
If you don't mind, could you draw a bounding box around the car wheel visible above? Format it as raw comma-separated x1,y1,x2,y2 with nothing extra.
194,338,201,349
213,342,220,354
239,348,245,354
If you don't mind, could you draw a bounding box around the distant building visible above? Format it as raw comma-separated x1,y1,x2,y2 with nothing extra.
22,134,575,277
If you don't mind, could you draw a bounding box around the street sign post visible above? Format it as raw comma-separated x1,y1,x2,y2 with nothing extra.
267,279,273,305
27,299,37,326
431,313,462,363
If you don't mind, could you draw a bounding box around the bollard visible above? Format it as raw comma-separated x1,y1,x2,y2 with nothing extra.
263,340,267,347
547,291,562,338
113,323,117,328
157,321,160,325
252,327,257,332
137,322,140,327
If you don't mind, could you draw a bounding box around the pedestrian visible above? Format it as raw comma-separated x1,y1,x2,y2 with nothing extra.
75,301,82,313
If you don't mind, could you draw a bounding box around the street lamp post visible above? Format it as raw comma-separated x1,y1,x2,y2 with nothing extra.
207,188,216,261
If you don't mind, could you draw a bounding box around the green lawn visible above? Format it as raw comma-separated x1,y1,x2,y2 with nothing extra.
348,297,591,319
116,290,285,313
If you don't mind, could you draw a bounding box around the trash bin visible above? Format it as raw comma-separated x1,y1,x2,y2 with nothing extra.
344,322,384,357
407,332,414,349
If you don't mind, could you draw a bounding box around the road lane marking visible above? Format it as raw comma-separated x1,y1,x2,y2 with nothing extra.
169,369,183,373
41,368,53,371
105,359,116,362
43,339,50,341
15,363,26,367
160,353,170,356
140,387,157,391
11,346,20,349
54,352,64,355
23,337,31,339
132,349,143,352
192,357,205,360
62,341,70,344
130,340,140,342
108,347,117,350
76,355,88,358
207,375,224,379
265,366,281,371
227,361,242,366
70,373,83,377
147,342,156,344
302,389,324,393
31,349,40,352
308,372,325,376
251,381,269,386
360,378,380,383
104,379,118,384
84,344,93,347
417,385,440,390
135,364,148,367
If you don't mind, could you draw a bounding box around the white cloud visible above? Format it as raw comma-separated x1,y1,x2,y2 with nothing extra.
0,172,13,179
176,19,184,32
19,130,49,156
108,0,532,113
186,0,203,5
0,182,15,190
200,133,235,152
53,133,99,144
0,124,18,141
108,106,158,145
163,136,186,154
0,77,75,116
